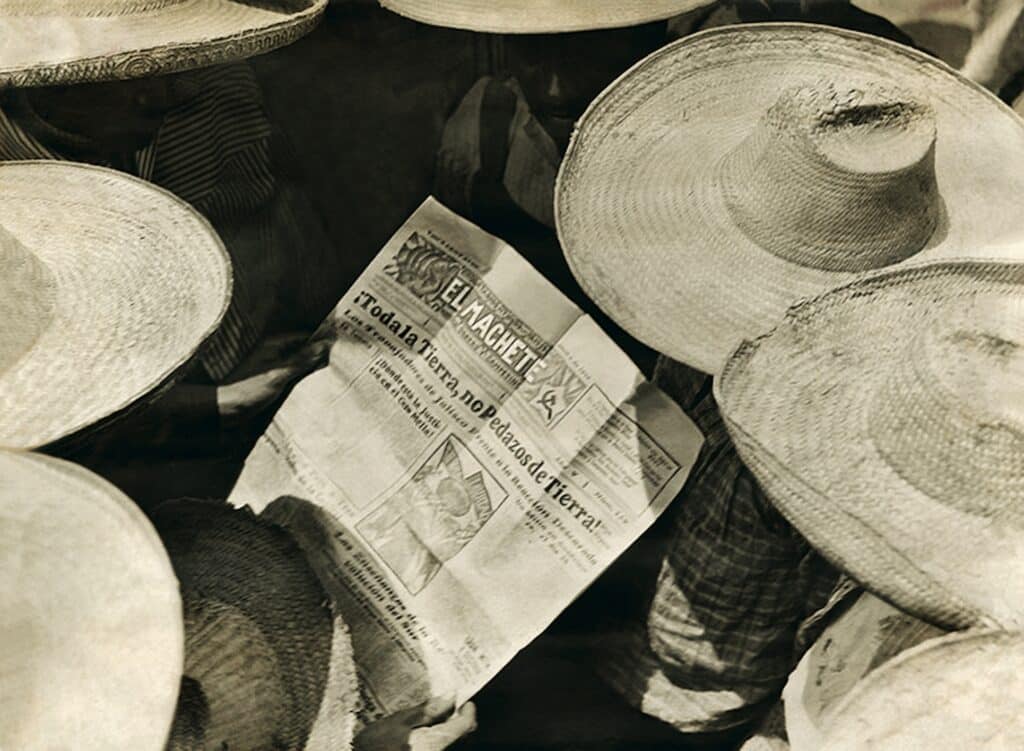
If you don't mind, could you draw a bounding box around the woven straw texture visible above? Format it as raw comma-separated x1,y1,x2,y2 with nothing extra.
556,23,1024,375
0,161,231,450
154,499,359,751
0,0,326,88
379,0,713,33
784,592,945,751
820,630,1024,750
0,450,184,751
716,259,1024,630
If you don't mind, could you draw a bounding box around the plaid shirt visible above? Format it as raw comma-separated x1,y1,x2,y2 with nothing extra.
0,64,338,383
595,356,839,733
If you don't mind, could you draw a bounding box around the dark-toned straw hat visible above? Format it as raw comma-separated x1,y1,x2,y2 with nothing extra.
154,499,359,751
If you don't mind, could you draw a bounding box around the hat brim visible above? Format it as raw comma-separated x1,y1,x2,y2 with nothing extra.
783,592,945,751
556,23,1024,375
379,0,712,33
820,630,1024,750
0,161,231,449
716,260,1024,630
0,0,326,88
0,450,184,751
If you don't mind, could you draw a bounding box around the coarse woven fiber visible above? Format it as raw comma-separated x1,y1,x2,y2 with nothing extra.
379,0,714,33
0,0,326,88
716,259,1024,630
0,161,231,449
820,629,1024,750
0,450,184,751
784,591,946,751
556,23,1024,375
154,499,359,751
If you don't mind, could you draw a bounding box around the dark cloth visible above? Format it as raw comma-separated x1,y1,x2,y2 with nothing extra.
435,75,559,230
668,1,916,46
732,0,917,46
594,358,839,734
0,63,341,383
0,64,342,504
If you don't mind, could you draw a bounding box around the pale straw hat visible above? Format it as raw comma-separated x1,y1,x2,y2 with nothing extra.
716,259,1024,630
379,0,715,33
154,499,359,751
0,449,184,751
556,23,1024,375
0,161,231,450
818,629,1024,750
784,591,945,751
0,0,327,88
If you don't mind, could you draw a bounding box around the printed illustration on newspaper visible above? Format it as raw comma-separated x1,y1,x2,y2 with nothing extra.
229,197,704,718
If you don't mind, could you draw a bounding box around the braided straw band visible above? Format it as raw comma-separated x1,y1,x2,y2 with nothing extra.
0,451,183,751
170,599,290,751
0,0,191,14
720,83,940,272
0,0,326,88
717,260,1024,630
820,630,1024,750
556,24,1024,375
0,161,231,450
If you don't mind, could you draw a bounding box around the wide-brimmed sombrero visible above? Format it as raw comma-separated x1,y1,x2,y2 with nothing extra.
783,591,946,751
0,0,327,89
153,499,359,751
0,161,231,449
0,450,184,750
817,629,1024,750
379,0,715,33
717,259,1024,630
557,23,1024,375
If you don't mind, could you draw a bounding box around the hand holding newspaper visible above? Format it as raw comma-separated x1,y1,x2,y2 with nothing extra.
229,198,703,718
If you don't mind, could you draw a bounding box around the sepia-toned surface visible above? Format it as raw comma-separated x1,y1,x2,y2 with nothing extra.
229,199,703,717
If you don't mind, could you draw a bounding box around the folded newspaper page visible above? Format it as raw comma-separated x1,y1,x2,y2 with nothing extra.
229,197,703,716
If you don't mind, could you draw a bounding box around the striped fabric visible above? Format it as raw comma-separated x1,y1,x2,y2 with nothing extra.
0,64,282,382
594,356,839,734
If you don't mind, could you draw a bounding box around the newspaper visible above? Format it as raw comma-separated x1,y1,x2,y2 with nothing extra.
229,198,703,716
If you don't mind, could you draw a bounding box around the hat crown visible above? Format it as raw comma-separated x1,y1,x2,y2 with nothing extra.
0,225,56,377
869,300,1024,518
720,83,941,272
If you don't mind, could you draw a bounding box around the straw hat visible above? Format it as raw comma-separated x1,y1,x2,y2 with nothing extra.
784,591,945,751
0,1,327,89
0,161,231,450
154,499,359,751
716,259,1024,630
818,629,1024,750
379,0,715,33
556,23,1024,375
0,449,184,751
